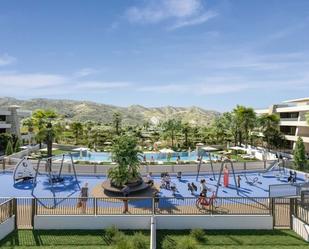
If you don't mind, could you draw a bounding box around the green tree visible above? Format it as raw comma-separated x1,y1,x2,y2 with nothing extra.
258,114,281,149
294,137,307,170
113,112,122,136
32,109,59,158
32,109,58,149
181,122,191,148
162,119,181,148
108,135,141,187
5,140,14,155
233,105,257,147
306,112,309,125
0,133,12,154
71,122,83,145
14,139,21,153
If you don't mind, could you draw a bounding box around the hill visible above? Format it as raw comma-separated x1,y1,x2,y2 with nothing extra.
0,97,220,126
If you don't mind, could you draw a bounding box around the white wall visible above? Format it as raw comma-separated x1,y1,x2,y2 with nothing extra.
155,215,273,230
0,216,15,241
34,215,151,230
34,215,273,230
293,216,309,242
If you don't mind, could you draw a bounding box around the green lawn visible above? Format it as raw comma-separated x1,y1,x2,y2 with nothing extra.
0,230,150,249
156,230,309,249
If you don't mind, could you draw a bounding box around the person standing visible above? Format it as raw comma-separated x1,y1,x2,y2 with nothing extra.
237,175,241,188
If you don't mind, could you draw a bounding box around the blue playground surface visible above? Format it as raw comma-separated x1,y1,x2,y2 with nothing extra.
0,170,305,199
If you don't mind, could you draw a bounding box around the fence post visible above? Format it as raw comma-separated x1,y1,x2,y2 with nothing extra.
94,164,97,174
94,198,97,215
264,160,266,169
152,197,155,215
13,198,17,230
68,163,71,173
270,198,275,229
290,198,295,229
31,198,36,229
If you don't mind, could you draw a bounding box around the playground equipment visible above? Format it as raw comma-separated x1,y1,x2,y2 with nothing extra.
196,146,217,181
13,157,36,183
31,153,80,193
29,153,81,209
215,159,239,196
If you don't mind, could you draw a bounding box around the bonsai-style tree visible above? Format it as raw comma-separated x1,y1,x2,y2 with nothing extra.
108,135,141,188
294,137,307,170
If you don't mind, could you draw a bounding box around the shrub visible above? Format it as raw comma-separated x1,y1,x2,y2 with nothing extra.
176,236,198,249
190,228,205,241
105,226,124,244
112,237,131,249
162,236,176,249
5,140,14,156
131,232,148,249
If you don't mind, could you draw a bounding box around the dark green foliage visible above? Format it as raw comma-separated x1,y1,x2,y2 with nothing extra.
5,140,13,155
190,228,205,241
294,137,307,170
108,135,141,187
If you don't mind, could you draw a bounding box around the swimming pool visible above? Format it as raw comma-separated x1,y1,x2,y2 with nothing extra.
0,170,304,199
64,151,207,162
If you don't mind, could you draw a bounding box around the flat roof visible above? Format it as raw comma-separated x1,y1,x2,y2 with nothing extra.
283,97,309,103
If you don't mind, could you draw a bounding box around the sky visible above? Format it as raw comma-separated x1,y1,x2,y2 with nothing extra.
0,0,309,112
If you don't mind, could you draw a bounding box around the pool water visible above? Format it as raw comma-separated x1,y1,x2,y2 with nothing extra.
0,170,304,199
64,151,209,163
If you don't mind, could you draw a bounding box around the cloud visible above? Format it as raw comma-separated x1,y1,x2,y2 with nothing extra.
75,68,99,77
74,81,131,90
169,11,217,30
0,54,16,66
138,82,252,95
0,71,131,98
126,0,217,29
0,72,66,88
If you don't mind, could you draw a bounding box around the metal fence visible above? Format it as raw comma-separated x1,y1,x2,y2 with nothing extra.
154,197,271,215
5,196,309,229
295,199,309,225
33,196,271,216
0,199,14,224
35,197,153,216
2,159,272,176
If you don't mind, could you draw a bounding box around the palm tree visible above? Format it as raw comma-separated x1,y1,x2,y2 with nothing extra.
233,106,257,147
181,122,191,148
162,119,181,148
32,109,58,151
258,114,280,149
108,135,141,187
22,117,34,145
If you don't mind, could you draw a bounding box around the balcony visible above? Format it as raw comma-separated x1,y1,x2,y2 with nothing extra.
277,105,309,113
0,122,11,129
280,120,309,127
285,135,309,143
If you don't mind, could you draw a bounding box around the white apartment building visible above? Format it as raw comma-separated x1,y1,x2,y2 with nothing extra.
0,105,31,138
256,97,309,152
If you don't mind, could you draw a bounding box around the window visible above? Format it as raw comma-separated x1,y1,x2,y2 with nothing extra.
280,112,299,119
280,126,296,135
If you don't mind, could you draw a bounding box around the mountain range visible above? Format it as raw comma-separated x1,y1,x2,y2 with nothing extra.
0,97,220,126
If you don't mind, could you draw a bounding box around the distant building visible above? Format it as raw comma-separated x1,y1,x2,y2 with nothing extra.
0,105,31,139
255,97,309,152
